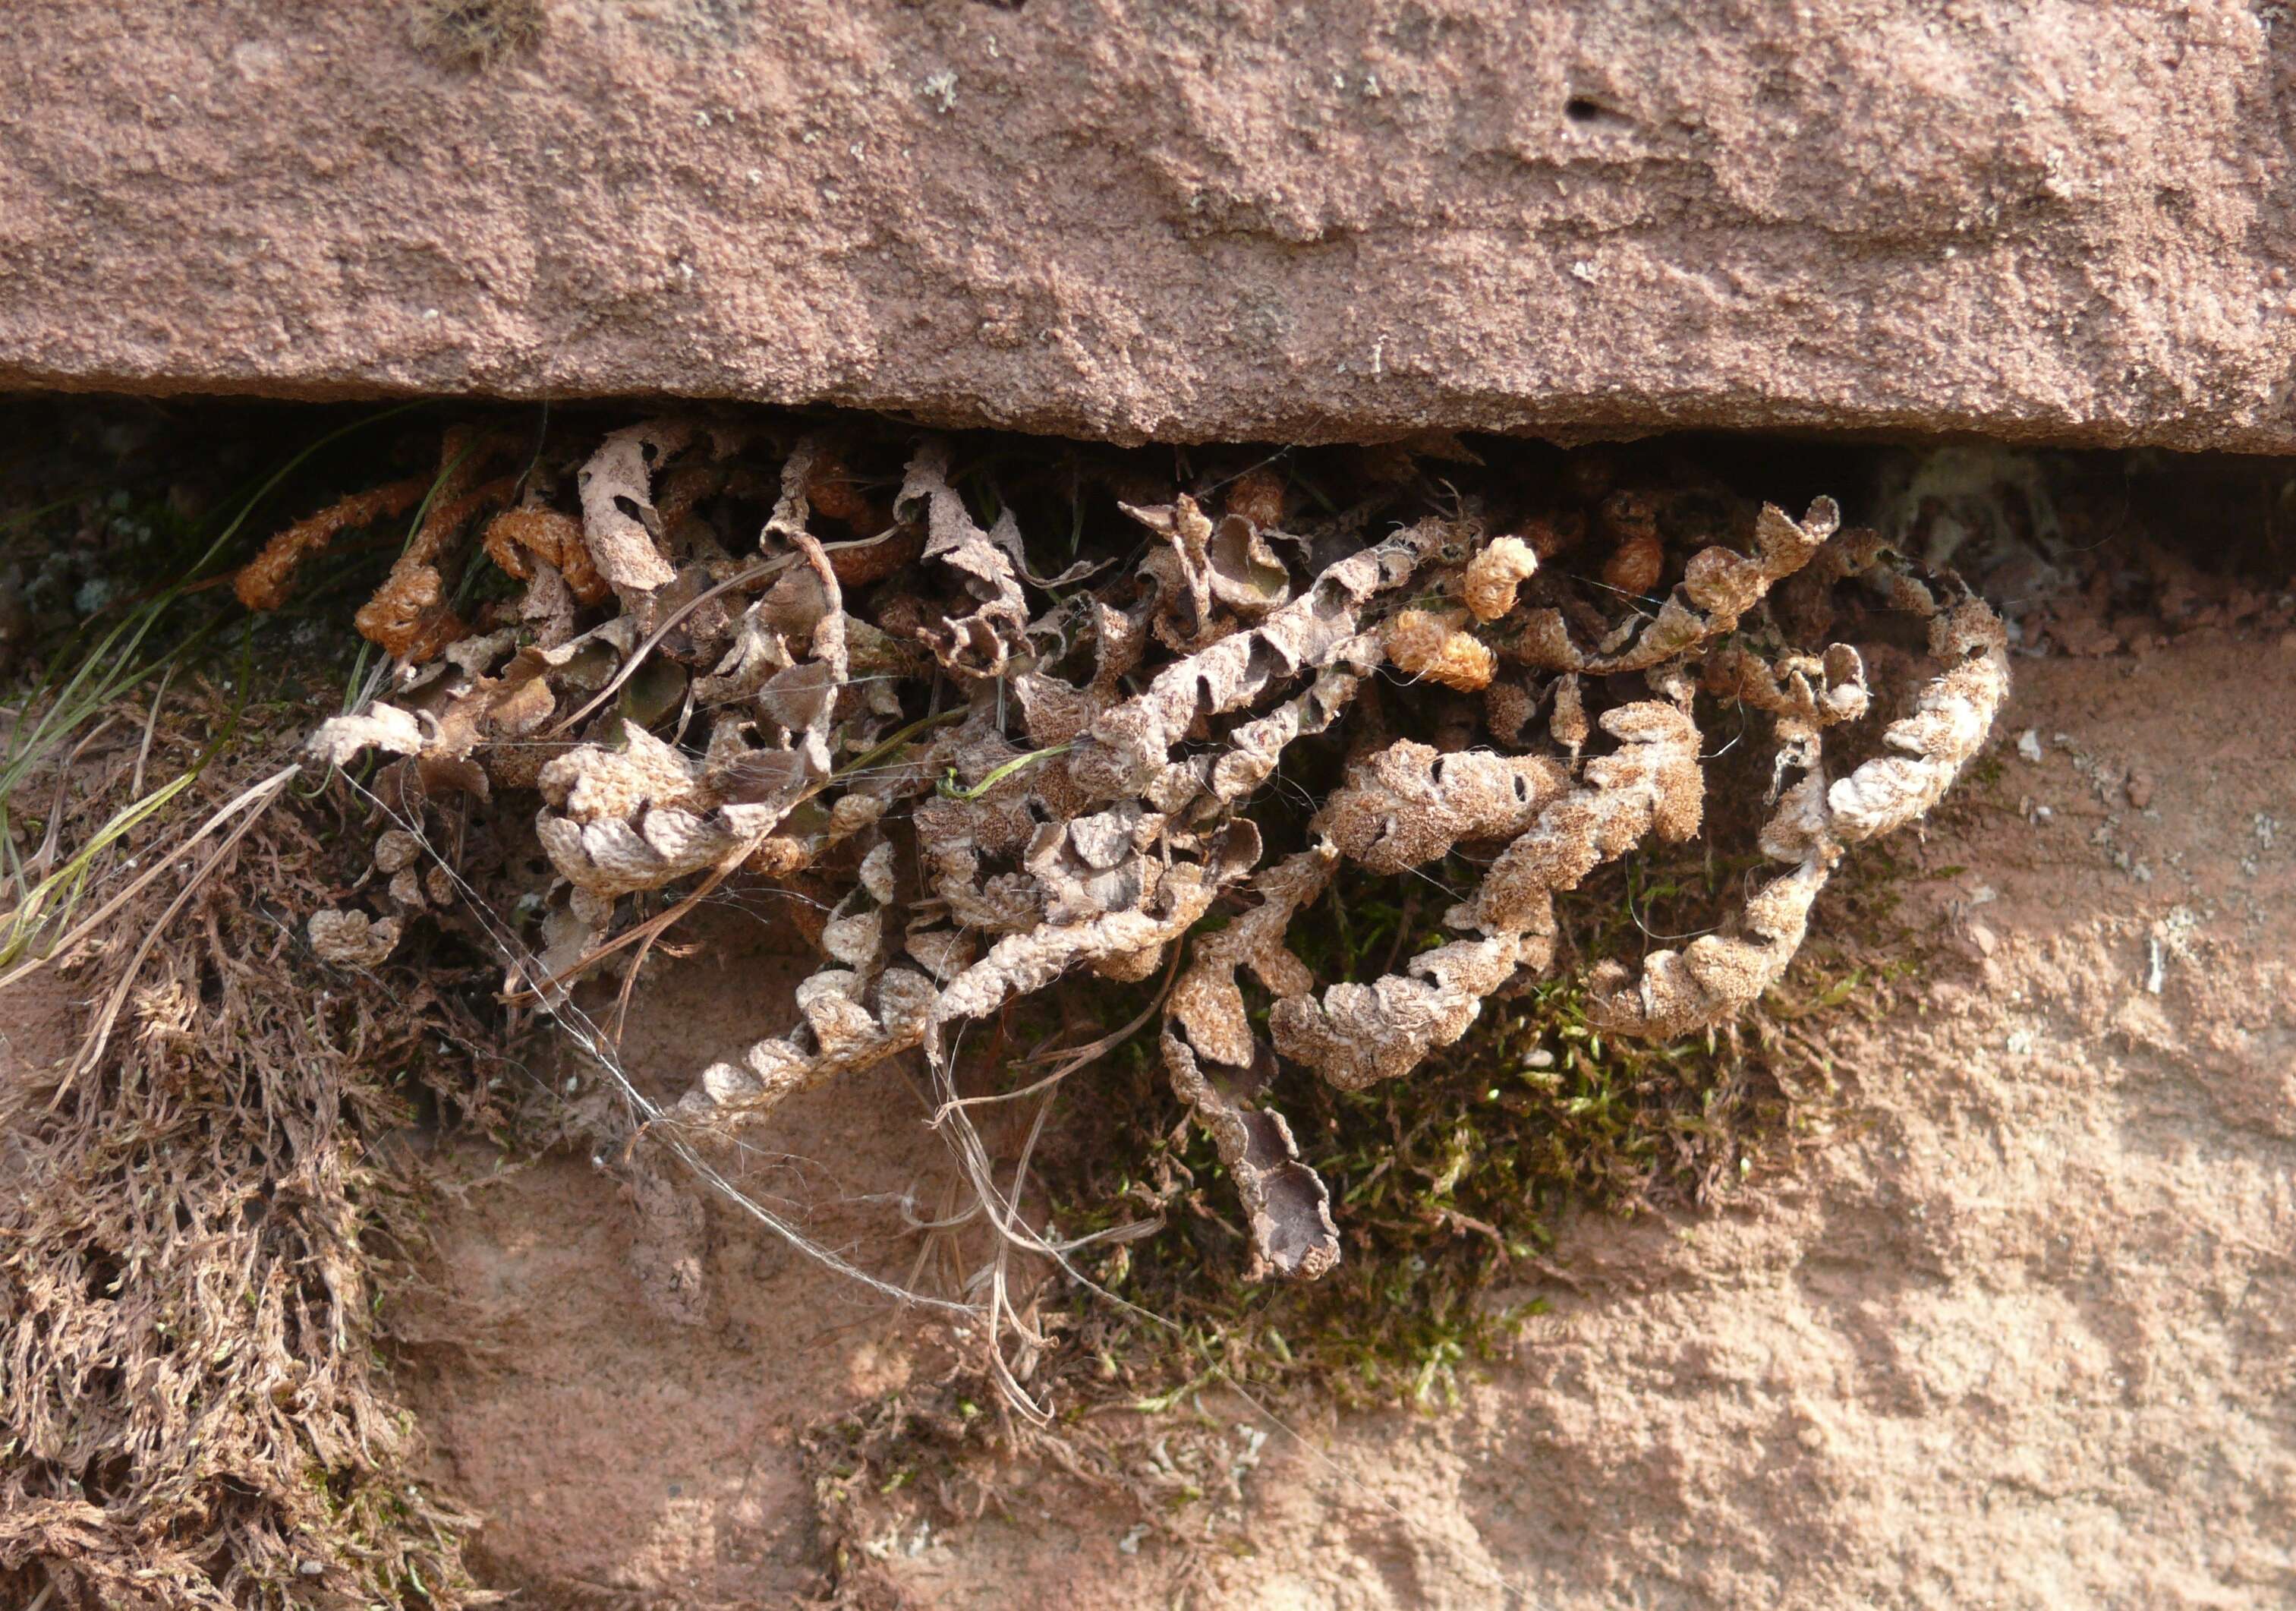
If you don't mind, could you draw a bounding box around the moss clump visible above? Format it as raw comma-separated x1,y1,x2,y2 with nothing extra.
1035,846,1847,1413
0,404,514,1609
410,0,546,67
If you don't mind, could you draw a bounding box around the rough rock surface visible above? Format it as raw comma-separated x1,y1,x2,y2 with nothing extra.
5,1,2295,450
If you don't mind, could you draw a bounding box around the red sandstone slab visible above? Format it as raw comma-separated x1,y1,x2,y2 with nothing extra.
2,1,2291,449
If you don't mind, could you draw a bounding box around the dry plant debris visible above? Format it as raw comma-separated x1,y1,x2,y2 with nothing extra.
1,724,496,1609
286,419,2007,1294
0,416,558,1609
409,0,546,66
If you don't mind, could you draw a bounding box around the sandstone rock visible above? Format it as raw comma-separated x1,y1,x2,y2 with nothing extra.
2,1,2291,449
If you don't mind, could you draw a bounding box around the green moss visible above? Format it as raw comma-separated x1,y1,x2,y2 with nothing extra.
1021,832,1897,1417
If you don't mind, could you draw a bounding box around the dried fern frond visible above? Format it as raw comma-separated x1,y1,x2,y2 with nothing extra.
301,426,2005,1293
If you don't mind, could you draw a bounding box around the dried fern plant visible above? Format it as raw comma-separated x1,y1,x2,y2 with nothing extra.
276,421,2005,1401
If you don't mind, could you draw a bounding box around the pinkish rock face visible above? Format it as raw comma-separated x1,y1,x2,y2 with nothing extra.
2,1,2291,449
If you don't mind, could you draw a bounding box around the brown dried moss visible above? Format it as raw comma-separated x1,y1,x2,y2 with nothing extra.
0,738,497,1609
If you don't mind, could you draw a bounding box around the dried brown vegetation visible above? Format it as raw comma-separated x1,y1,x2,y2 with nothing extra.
0,715,500,1609
408,0,544,67
294,421,2004,1324
4,409,2059,1606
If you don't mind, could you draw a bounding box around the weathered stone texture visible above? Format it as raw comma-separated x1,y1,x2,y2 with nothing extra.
2,1,2293,448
